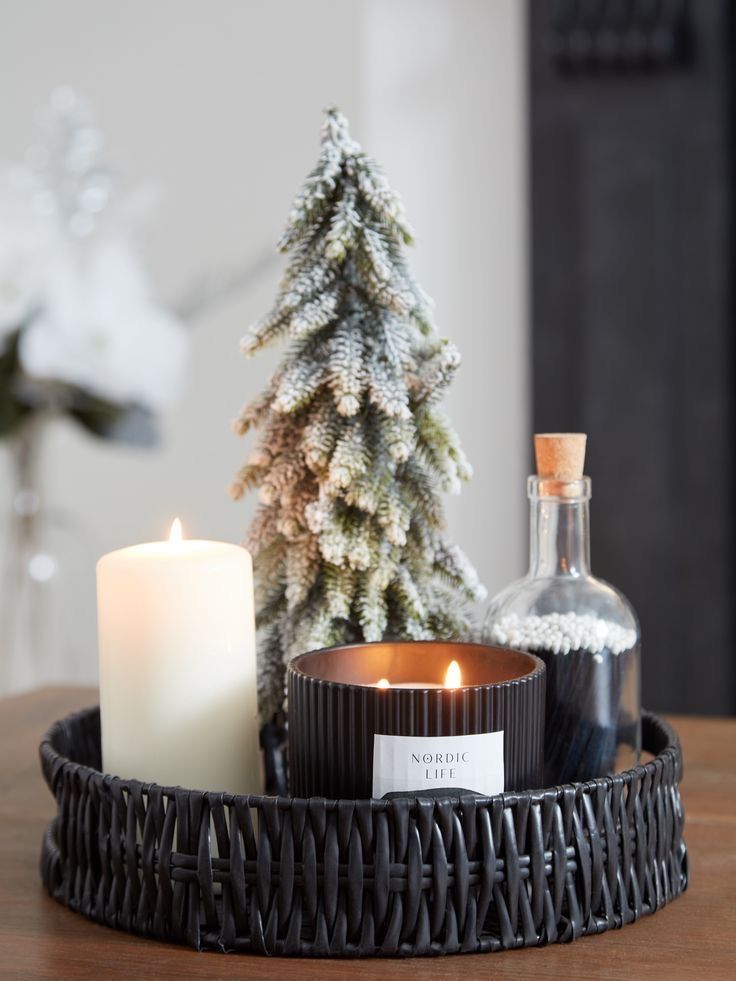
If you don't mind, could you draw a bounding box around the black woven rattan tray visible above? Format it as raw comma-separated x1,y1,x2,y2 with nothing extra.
39,708,688,957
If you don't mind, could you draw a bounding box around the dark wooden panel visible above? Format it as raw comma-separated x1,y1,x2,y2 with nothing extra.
530,0,734,714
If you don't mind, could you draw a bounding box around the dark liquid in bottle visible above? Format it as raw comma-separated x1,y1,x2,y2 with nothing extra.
537,644,639,785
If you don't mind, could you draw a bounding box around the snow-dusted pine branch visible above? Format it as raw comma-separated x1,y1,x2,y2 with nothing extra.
231,107,486,718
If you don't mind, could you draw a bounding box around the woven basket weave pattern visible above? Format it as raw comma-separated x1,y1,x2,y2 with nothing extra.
40,709,688,957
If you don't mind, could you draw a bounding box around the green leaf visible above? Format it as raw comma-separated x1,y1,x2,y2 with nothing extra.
68,391,159,446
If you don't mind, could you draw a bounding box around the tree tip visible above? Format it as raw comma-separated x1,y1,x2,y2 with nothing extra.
323,105,347,127
321,106,355,149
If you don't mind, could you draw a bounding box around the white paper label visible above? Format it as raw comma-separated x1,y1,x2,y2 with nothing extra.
372,731,505,798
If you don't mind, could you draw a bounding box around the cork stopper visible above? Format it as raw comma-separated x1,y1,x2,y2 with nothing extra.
534,433,587,480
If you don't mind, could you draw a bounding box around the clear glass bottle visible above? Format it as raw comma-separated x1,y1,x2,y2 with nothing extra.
0,417,93,693
484,451,641,785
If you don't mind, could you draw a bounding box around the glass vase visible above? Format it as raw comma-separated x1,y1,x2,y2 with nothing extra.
1,418,67,692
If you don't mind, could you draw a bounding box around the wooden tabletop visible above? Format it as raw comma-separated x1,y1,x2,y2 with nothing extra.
1,688,734,979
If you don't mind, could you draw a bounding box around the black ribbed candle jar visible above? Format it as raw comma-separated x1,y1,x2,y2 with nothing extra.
287,641,545,799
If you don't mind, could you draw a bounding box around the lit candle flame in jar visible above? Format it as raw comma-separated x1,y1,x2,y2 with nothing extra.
374,662,462,689
169,517,183,543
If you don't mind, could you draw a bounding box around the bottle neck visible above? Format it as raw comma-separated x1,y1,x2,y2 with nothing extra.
527,477,591,578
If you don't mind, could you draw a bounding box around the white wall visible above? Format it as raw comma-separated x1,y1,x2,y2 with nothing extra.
0,0,528,693
361,0,529,600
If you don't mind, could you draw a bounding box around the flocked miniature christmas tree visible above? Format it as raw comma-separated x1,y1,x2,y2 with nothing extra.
230,108,486,717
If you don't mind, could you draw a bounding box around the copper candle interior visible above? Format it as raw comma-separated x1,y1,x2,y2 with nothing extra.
290,641,540,688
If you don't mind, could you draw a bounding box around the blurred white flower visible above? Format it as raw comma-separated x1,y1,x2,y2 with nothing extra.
18,238,188,411
0,87,189,423
0,184,57,339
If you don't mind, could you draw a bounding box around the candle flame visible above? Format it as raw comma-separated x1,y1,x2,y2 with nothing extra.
376,677,390,689
444,660,461,689
169,518,183,543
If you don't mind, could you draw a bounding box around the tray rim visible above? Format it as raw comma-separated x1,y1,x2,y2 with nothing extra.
39,707,688,958
40,706,680,806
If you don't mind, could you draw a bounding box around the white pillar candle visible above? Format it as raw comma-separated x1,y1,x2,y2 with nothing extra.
97,520,260,795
